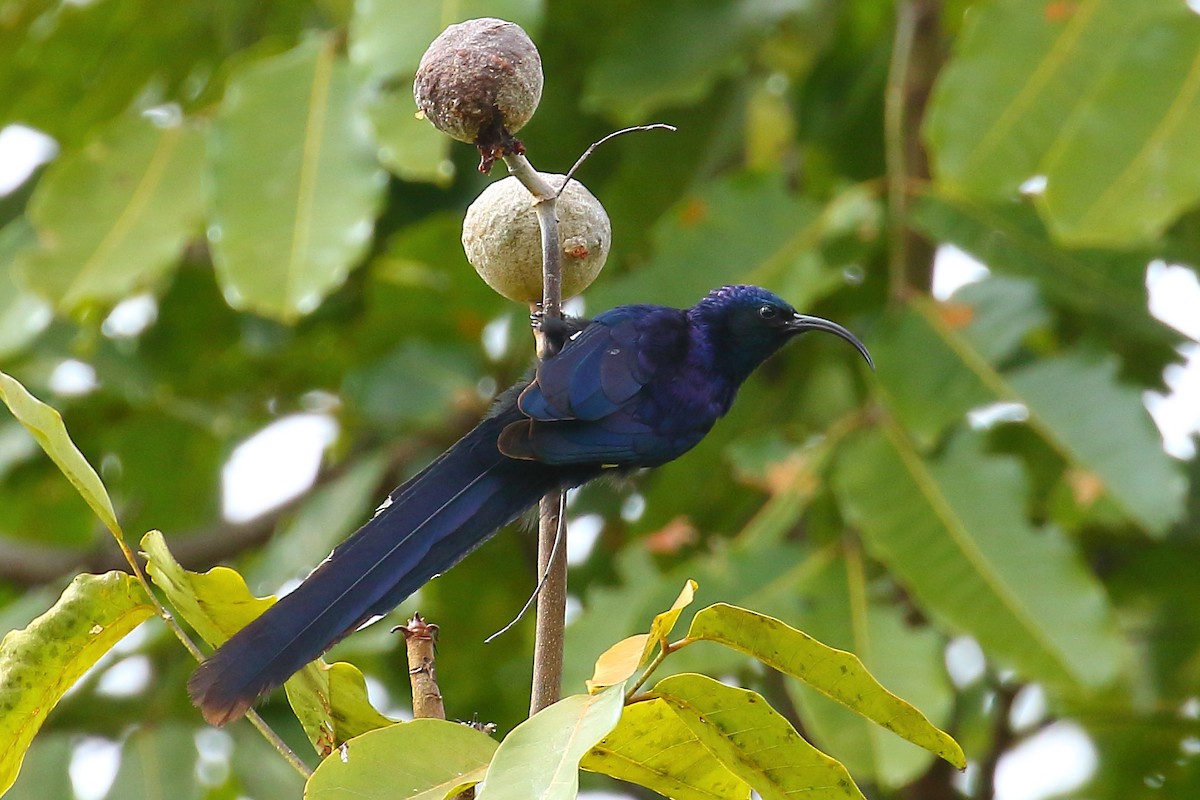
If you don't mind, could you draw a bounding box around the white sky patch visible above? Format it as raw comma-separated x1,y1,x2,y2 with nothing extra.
932,244,990,300
945,636,987,688
567,513,603,565
995,722,1097,800
70,738,121,800
1019,174,1048,196
968,401,1029,430
1147,261,1200,340
482,315,511,361
1009,683,1048,732
49,359,98,396
0,125,57,195
221,413,338,522
96,655,152,697
102,295,159,338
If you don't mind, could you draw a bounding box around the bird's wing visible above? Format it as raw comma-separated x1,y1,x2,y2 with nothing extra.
518,308,655,422
500,307,703,465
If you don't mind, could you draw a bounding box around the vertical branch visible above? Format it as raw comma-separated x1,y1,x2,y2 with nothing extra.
885,0,943,301
502,152,568,715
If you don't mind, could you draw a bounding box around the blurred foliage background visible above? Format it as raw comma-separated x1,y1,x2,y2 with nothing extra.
1,0,1199,798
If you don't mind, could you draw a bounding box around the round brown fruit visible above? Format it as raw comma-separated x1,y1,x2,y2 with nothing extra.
413,18,543,149
462,174,610,303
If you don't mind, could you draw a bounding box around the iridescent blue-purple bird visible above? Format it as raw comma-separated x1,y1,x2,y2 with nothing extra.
189,285,872,724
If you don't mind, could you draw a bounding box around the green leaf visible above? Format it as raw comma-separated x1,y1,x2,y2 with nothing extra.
1009,353,1187,535
583,697,750,800
587,172,822,310
209,36,386,321
583,1,816,123
4,734,73,800
0,572,154,796
476,684,626,800
911,192,1173,345
0,221,50,360
306,719,497,799
925,0,1200,245
587,580,699,693
141,531,394,750
789,550,954,789
870,306,992,448
905,298,1186,534
686,603,965,769
0,369,122,538
15,112,204,312
651,673,865,800
105,724,199,800
834,425,1123,690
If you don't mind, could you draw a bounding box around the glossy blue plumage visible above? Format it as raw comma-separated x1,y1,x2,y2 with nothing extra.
188,285,871,724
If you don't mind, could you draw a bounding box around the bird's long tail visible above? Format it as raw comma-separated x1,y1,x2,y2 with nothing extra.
188,407,578,725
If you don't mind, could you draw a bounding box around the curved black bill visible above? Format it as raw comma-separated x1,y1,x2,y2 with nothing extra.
786,313,874,370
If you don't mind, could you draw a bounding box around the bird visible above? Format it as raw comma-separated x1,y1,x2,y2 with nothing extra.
188,284,873,725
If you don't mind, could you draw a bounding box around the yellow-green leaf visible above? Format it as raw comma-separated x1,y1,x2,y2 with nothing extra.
476,684,626,800
587,635,649,694
652,673,865,800
305,719,498,800
0,572,154,795
0,369,121,539
583,697,750,800
641,579,697,665
687,603,965,769
141,531,393,749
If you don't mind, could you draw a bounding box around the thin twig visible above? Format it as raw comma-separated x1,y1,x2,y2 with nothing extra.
484,493,566,643
502,151,569,714
557,123,676,197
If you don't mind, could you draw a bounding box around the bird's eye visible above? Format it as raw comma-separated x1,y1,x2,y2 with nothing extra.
758,305,778,320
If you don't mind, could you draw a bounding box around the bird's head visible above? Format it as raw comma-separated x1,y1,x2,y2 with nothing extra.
691,285,873,382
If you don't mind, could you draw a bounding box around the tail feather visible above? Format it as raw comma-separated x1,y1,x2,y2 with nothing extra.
188,409,585,725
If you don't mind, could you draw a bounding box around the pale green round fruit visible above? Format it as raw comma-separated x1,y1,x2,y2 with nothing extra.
462,174,610,303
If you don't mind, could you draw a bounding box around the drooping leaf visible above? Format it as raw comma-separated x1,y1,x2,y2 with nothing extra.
789,550,954,789
305,719,499,800
652,673,865,800
141,531,393,750
834,425,1123,690
926,0,1200,244
583,697,750,800
906,298,1186,534
911,193,1175,346
685,603,965,769
1008,352,1187,535
16,112,204,312
0,572,154,796
0,369,122,539
209,36,386,321
475,683,626,800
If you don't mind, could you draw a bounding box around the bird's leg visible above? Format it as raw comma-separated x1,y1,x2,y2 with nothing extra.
530,306,591,355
